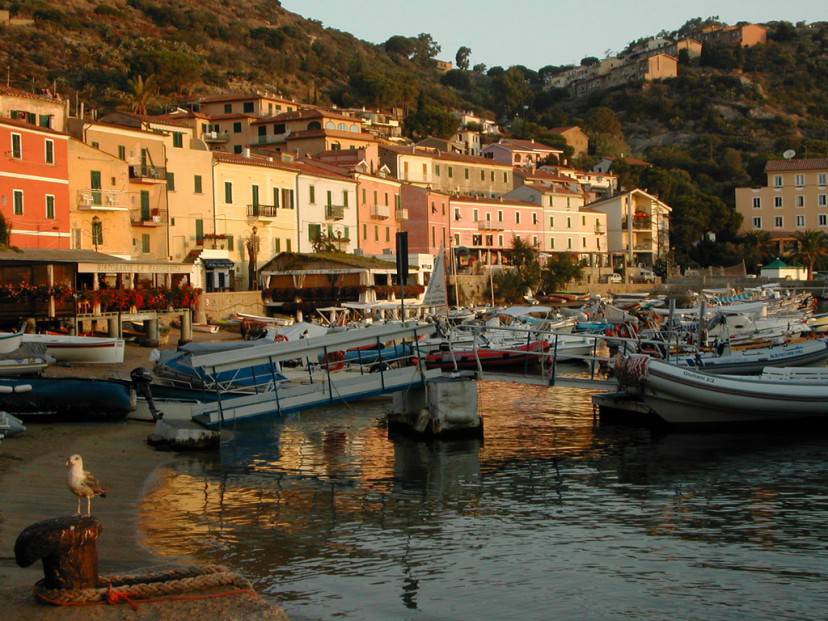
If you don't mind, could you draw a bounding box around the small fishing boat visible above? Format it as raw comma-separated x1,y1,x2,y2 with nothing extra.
670,339,828,375
21,333,125,364
424,340,550,370
614,355,828,425
0,377,134,420
0,356,49,376
0,331,23,355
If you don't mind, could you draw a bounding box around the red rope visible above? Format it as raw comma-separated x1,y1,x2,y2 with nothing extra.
36,587,258,608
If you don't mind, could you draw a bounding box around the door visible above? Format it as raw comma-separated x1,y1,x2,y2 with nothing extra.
140,190,150,221
252,185,260,215
90,170,102,206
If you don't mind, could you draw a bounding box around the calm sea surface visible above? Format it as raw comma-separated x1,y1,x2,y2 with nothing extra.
139,381,828,620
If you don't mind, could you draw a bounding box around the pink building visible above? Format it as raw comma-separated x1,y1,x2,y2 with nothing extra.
450,196,544,266
0,117,70,248
482,138,563,169
354,169,401,255
400,184,450,256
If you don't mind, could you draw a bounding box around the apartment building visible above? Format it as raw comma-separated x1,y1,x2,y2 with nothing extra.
0,85,66,131
572,53,678,98
294,160,358,254
400,184,451,256
353,166,402,255
192,92,300,117
735,158,828,240
548,126,589,158
585,189,670,268
696,23,767,47
482,138,563,168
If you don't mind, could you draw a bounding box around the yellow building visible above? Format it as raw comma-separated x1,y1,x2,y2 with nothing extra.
67,139,132,258
735,158,828,247
0,84,66,131
212,152,299,290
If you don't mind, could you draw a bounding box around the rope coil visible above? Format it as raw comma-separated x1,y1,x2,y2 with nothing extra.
35,564,255,608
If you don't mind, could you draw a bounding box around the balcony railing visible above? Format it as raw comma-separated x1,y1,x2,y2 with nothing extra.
202,131,230,143
370,204,390,219
247,204,279,218
129,164,166,182
130,209,164,226
478,220,505,231
325,205,345,220
76,189,127,211
622,218,652,230
395,208,409,221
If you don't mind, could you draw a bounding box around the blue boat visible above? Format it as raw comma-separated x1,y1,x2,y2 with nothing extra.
0,377,134,420
343,343,413,365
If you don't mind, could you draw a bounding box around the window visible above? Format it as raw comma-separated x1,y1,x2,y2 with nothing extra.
326,190,332,206
282,188,294,209
582,237,586,248
274,238,281,253
464,168,469,180
491,171,495,182
251,185,260,207
473,209,479,222
384,192,388,206
309,185,316,204
233,122,242,133
11,133,21,159
286,239,292,252
567,217,572,228
166,172,175,191
243,102,254,113
567,238,572,249
90,170,102,205
752,196,761,209
498,234,504,246
194,175,202,193
227,235,234,252
797,215,806,227
45,194,55,219
503,172,508,183
819,174,827,187
309,223,321,241
532,213,538,225
774,175,783,187
820,195,827,207
172,132,183,148
795,174,804,187
515,212,520,224
373,190,378,205
422,163,427,178
118,145,125,160
273,188,280,208
13,189,23,215
797,195,805,207
362,188,367,203
44,139,54,164
374,225,379,241
141,234,150,253
774,196,783,208
91,217,103,246
224,181,233,203
480,170,485,181
454,208,461,220
454,233,460,246
435,165,441,176
195,219,204,244
448,166,453,178
774,216,784,228
819,214,827,227
549,196,554,207
550,238,555,249
549,216,554,228
39,114,51,128
140,190,150,220
498,210,503,222
582,216,586,226
224,103,232,113
275,123,286,134
363,224,367,240
91,141,99,150
431,226,436,247
343,190,349,207
233,145,242,154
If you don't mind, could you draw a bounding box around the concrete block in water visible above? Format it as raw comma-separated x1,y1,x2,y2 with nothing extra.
147,419,220,451
388,376,481,438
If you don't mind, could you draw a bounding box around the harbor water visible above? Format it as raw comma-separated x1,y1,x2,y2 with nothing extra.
139,381,828,620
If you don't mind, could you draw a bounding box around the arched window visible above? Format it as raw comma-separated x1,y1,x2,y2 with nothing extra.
350,124,359,133
338,122,347,131
308,121,321,130
514,154,522,163
325,121,336,129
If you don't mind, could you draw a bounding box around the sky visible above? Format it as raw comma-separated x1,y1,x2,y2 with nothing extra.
281,0,825,69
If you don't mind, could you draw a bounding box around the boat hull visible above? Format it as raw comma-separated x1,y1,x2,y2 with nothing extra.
0,332,23,355
22,334,125,364
672,340,828,375
425,341,549,370
0,377,135,420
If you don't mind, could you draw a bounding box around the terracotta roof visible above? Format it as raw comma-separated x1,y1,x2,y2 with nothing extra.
0,84,63,103
252,108,359,126
600,156,651,167
0,248,122,263
517,168,576,184
0,116,67,136
293,159,357,182
765,158,828,172
212,151,299,173
491,138,562,153
200,113,255,121
450,195,540,209
158,110,211,121
286,128,378,142
381,145,512,168
196,92,297,105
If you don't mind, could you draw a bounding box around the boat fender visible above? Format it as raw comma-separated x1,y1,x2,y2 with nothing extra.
274,333,289,343
0,386,11,394
323,350,346,371
14,384,32,393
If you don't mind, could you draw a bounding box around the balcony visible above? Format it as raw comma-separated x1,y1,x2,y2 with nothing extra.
395,208,409,221
478,220,505,231
247,204,279,218
130,208,164,226
76,189,128,211
370,204,390,219
129,164,167,183
202,131,230,143
325,205,345,221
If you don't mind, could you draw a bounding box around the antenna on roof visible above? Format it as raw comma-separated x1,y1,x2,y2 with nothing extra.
783,149,796,160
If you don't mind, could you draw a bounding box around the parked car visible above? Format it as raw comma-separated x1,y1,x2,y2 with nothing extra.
604,273,623,284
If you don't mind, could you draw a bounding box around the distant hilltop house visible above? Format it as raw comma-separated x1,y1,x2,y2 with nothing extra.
548,126,589,158
0,9,34,26
434,59,454,73
453,110,501,136
695,23,768,47
482,138,563,168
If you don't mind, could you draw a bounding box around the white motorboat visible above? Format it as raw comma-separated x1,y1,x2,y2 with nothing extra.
615,355,828,424
0,331,23,355
671,338,828,374
21,334,125,364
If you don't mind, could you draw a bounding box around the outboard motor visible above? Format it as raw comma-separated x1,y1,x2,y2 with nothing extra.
130,367,164,421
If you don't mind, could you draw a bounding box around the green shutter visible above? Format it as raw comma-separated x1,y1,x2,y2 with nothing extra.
46,195,55,219
343,190,348,207
140,191,150,220
224,182,233,203
309,185,315,204
195,219,204,244
252,185,259,207
273,188,280,208
13,190,23,215
286,239,292,252
326,190,332,206
118,145,125,160
173,132,183,148
142,234,150,253
194,175,202,193
91,171,102,206
227,235,234,251
45,140,54,164
274,238,281,253
11,134,21,158
166,172,175,191
309,223,321,241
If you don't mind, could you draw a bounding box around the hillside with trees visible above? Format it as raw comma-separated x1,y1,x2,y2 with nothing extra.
1,2,826,268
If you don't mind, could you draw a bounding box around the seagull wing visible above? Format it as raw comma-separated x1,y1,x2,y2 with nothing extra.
84,470,108,497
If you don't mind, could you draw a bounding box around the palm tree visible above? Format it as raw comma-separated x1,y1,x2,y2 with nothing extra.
792,230,828,280
125,75,159,116
741,230,775,273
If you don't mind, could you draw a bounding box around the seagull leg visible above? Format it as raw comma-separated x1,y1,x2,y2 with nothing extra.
76,497,81,515
87,496,91,516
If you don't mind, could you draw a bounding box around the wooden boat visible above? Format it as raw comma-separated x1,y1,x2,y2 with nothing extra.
670,339,828,375
0,377,134,420
424,340,550,370
0,331,23,355
21,334,125,364
614,355,828,424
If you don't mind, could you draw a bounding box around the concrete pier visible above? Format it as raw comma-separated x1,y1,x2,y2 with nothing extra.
179,309,193,345
143,318,160,347
388,375,482,438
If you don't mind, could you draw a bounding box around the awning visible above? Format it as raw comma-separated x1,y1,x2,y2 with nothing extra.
203,258,235,269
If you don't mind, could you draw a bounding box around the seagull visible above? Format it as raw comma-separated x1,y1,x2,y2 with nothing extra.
65,454,107,516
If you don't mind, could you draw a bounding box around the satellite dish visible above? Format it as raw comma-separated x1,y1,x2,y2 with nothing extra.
783,149,796,160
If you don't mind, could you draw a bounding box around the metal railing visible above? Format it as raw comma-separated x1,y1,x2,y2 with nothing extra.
395,208,409,221
76,189,124,210
478,220,505,230
203,131,230,143
247,204,278,217
370,204,390,219
129,164,166,181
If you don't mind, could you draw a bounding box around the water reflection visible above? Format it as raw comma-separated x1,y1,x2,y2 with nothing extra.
139,383,828,620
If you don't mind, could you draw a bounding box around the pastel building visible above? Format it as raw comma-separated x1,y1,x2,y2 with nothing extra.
400,184,451,256
735,158,828,249
482,138,564,168
0,117,69,248
450,196,544,265
548,126,589,158
353,165,402,255
294,160,358,254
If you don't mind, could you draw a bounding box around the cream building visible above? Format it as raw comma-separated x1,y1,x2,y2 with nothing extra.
294,160,358,254
584,189,671,268
735,158,828,243
212,152,299,290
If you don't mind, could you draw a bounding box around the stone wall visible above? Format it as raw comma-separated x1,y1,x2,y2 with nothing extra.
201,291,264,323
